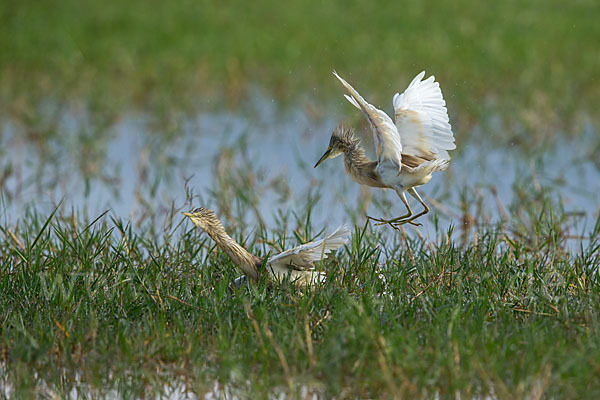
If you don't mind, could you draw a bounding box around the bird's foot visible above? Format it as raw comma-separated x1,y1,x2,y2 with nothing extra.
367,215,390,224
392,220,422,227
368,215,422,230
371,217,414,226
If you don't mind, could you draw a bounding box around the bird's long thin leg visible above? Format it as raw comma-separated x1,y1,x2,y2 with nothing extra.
393,187,429,226
368,190,418,227
373,189,412,224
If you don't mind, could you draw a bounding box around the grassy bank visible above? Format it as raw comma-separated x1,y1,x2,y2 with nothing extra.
1,197,599,398
2,0,599,135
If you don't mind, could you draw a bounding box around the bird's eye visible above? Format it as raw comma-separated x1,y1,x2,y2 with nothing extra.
193,207,204,213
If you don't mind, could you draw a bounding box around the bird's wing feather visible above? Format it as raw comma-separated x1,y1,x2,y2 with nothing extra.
333,71,403,170
393,71,455,160
267,226,350,272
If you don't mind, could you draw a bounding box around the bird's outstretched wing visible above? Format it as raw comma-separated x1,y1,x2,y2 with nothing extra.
267,226,350,275
333,71,403,170
393,72,455,160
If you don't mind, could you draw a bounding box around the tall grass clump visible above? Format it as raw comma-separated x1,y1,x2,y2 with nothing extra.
1,194,599,397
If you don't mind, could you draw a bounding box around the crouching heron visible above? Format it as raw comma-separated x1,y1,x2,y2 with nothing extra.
183,207,350,287
314,71,456,228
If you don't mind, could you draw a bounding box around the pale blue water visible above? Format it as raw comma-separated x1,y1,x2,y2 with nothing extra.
1,97,598,246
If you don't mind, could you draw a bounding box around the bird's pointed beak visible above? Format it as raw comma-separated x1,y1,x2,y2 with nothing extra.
314,147,332,168
182,212,194,218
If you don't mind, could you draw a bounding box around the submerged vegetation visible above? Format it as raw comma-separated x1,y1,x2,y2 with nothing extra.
1,0,600,398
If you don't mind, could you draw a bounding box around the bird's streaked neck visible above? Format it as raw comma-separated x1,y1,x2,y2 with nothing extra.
202,218,261,280
342,141,371,166
341,141,388,188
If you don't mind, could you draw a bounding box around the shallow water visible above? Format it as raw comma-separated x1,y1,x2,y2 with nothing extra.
1,97,598,245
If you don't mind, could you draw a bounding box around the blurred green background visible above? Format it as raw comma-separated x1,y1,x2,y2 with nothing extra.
2,0,599,141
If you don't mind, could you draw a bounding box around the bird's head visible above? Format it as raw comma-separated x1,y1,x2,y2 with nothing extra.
182,207,218,231
314,126,359,168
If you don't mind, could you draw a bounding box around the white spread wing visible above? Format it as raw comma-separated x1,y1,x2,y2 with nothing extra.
333,71,403,170
393,71,455,160
267,226,350,274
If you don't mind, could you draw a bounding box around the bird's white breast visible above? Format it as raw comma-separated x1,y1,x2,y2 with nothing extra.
377,160,433,189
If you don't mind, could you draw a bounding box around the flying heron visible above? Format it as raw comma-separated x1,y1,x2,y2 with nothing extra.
314,71,456,228
183,207,350,287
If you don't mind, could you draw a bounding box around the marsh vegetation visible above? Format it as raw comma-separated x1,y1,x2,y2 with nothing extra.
1,0,600,398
